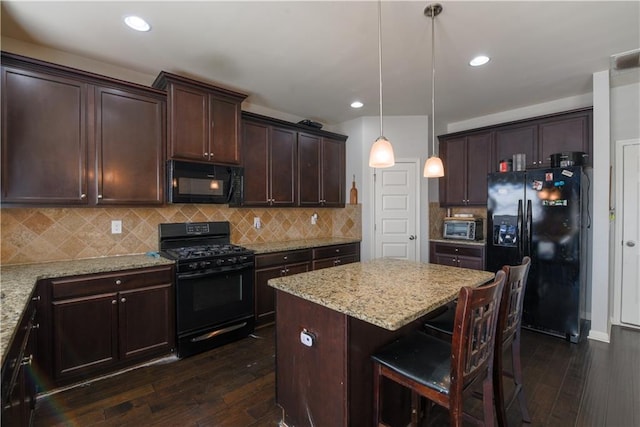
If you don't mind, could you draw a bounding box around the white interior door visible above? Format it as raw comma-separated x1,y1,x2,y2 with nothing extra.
620,141,640,327
374,161,419,260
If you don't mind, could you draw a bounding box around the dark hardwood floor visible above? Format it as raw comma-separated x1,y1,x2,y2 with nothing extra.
34,325,639,426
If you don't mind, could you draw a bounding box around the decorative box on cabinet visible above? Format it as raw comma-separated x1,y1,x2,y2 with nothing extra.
153,71,247,165
429,241,485,271
1,52,166,206
45,265,175,386
254,250,311,327
438,131,492,206
1,287,40,427
312,243,360,270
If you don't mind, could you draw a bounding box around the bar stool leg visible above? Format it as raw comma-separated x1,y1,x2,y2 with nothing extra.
512,333,531,423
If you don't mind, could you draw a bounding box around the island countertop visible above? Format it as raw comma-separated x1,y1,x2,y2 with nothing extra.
268,258,495,331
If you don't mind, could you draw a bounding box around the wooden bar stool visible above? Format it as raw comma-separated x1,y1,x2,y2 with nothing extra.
371,270,506,427
424,257,532,426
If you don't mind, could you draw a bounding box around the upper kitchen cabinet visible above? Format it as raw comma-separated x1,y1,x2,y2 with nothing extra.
242,117,296,206
298,134,346,207
1,52,166,206
492,108,592,171
153,72,247,165
439,131,492,206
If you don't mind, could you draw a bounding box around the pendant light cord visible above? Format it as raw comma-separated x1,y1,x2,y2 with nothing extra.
430,5,436,156
378,0,384,137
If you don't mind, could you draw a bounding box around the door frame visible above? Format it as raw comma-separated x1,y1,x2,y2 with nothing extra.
612,138,640,328
371,158,421,261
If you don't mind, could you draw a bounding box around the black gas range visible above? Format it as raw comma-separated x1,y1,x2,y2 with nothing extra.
159,221,255,358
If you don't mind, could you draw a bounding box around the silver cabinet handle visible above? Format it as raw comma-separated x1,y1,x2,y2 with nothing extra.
112,300,117,305
32,295,41,302
97,194,103,199
80,193,86,199
627,241,636,247
115,279,122,285
121,297,126,303
203,152,209,158
21,355,33,366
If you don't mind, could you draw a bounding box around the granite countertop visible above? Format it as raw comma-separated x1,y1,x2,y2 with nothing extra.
243,237,361,254
1,254,175,362
430,238,486,246
268,258,494,331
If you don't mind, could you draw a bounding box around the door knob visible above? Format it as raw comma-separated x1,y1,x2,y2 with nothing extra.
409,235,416,240
626,241,636,247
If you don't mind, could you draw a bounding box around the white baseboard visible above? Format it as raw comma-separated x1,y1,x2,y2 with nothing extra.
588,329,611,343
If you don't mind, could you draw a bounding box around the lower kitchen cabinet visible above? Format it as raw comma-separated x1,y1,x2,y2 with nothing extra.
1,287,40,427
254,249,311,327
312,243,360,270
45,265,175,386
429,241,485,271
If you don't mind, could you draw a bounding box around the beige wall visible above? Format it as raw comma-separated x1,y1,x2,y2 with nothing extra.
1,205,361,265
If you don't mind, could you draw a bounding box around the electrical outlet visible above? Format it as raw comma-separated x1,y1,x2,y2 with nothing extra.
311,212,318,225
253,217,261,229
111,220,122,234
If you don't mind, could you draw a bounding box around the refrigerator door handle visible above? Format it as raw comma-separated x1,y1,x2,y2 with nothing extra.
526,199,533,257
517,199,524,260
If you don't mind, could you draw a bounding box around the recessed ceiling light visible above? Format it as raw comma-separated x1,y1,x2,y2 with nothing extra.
469,55,490,67
124,15,151,32
350,101,364,108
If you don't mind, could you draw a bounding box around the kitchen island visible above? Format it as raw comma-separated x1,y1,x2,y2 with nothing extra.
268,258,494,427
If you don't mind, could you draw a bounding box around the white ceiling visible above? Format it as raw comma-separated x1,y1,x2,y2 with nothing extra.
1,1,639,127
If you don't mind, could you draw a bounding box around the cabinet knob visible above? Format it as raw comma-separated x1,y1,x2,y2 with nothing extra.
21,355,33,366
98,194,103,199
283,256,288,260
281,269,286,276
335,249,340,253
80,193,86,199
32,323,40,330
203,153,209,158
121,297,126,303
112,300,117,305
115,279,122,285
31,295,41,302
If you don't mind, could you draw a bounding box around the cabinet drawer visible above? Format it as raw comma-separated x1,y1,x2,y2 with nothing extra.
433,243,484,258
51,267,173,300
312,244,358,260
255,249,311,268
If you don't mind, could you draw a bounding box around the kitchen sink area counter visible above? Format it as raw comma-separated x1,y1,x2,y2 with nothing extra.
243,237,360,254
0,254,174,360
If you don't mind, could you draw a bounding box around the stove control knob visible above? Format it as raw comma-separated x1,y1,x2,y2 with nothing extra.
188,262,199,270
200,261,209,269
228,257,237,264
216,259,225,266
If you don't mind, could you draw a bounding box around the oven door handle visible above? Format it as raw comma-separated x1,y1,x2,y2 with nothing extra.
190,322,248,342
177,263,252,280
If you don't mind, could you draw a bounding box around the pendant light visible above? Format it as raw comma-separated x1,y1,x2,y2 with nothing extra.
368,0,395,168
423,3,445,178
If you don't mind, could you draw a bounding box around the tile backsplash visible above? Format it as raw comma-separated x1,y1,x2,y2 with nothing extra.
1,205,361,265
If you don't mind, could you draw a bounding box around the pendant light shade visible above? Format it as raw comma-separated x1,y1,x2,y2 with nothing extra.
423,3,444,178
369,0,395,169
369,136,395,168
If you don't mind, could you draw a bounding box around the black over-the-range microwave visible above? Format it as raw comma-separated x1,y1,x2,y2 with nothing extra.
167,160,243,205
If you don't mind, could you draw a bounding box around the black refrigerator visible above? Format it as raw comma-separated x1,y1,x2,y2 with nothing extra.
487,166,589,343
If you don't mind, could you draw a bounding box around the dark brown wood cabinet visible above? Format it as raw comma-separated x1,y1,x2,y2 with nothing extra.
312,243,360,270
298,134,346,207
1,53,166,206
429,241,485,271
46,266,175,385
438,108,592,206
153,72,247,165
439,131,492,206
241,111,348,208
1,288,40,427
254,250,311,327
242,119,296,206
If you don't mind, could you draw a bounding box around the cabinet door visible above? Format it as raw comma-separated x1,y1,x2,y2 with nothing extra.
255,265,284,326
440,137,466,206
1,66,88,204
95,86,164,204
118,283,174,360
298,133,322,206
321,137,345,207
270,127,297,206
168,84,208,161
242,120,270,205
539,114,590,167
494,125,538,170
52,293,118,380
466,132,492,205
210,96,241,165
